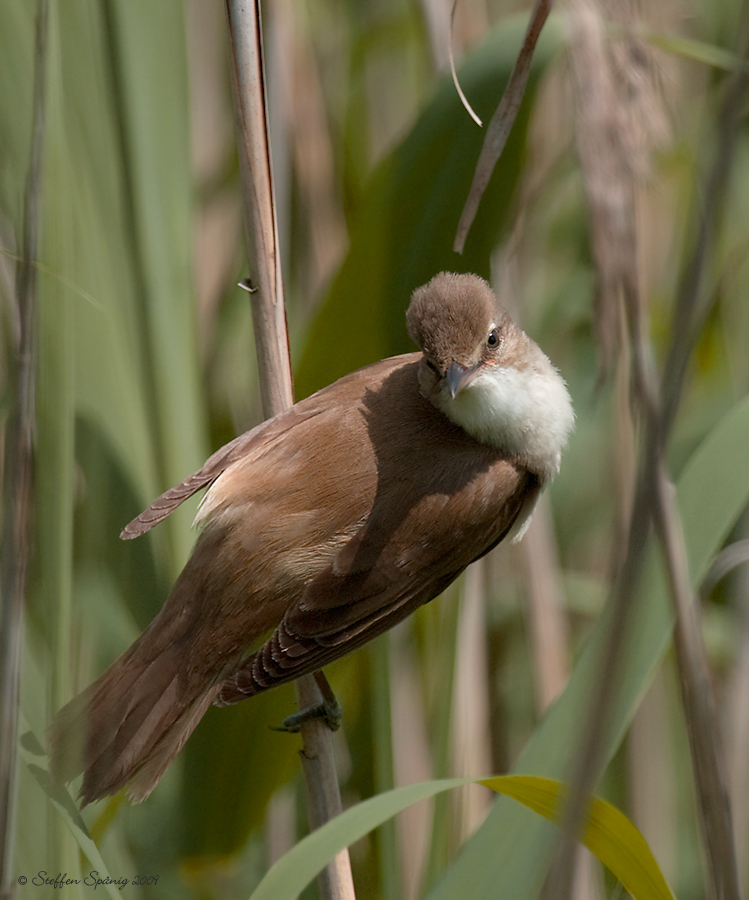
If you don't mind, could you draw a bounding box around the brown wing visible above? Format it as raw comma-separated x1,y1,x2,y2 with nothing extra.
119,407,323,539
218,441,537,702
119,353,422,540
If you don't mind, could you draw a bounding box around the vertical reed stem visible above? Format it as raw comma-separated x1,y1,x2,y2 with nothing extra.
223,3,355,897
0,2,47,896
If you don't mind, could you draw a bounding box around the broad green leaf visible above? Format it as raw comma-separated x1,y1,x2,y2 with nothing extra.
2,0,211,885
428,394,749,900
482,776,675,900
103,0,208,523
248,774,675,900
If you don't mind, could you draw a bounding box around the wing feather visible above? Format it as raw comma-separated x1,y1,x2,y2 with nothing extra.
119,354,420,540
217,465,536,703
119,406,326,539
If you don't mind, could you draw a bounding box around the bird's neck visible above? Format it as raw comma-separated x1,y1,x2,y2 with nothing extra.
433,357,574,481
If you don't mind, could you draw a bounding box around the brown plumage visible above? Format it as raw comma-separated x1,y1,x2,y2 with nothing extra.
48,273,573,805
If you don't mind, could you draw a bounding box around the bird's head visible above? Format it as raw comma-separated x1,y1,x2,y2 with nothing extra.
406,272,574,478
407,272,521,400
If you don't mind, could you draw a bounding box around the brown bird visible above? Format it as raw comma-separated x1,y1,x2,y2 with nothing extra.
48,272,574,806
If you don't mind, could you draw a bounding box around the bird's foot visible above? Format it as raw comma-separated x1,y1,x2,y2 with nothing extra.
272,695,342,733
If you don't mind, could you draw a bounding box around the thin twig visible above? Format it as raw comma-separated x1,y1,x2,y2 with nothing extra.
449,1,482,127
223,3,355,898
0,2,47,896
453,0,553,253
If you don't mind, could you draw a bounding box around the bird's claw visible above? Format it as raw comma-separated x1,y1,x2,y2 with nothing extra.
271,697,342,733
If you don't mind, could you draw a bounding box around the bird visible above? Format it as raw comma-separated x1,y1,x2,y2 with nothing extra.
48,272,574,806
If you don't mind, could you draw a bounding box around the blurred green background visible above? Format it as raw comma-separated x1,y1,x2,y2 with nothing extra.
2,1,749,898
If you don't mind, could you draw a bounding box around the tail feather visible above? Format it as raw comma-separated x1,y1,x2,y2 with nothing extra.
124,689,217,803
47,644,221,806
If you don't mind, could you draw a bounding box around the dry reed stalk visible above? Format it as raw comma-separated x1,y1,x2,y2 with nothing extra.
451,561,492,838
647,8,749,896
653,467,743,900
0,2,47,895
454,0,554,253
519,500,570,713
540,4,654,895
722,525,749,882
224,0,292,418
628,671,677,881
223,3,355,897
545,2,749,897
419,0,451,72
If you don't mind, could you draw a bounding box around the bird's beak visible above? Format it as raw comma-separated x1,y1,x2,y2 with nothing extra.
446,361,480,399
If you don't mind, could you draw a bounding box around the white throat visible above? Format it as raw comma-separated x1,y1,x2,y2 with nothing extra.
435,357,574,481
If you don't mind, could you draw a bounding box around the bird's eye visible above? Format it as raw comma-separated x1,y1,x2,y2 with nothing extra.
425,358,440,376
487,328,501,349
